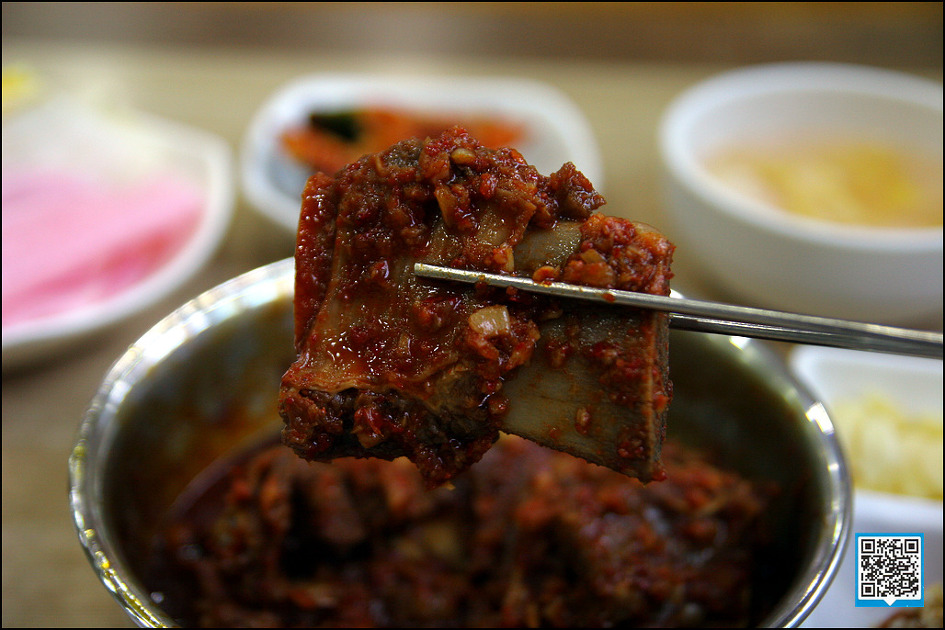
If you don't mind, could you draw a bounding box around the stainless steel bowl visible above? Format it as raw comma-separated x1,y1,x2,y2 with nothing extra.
70,258,851,627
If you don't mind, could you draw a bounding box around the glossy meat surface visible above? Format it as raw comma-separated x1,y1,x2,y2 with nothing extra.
279,128,674,485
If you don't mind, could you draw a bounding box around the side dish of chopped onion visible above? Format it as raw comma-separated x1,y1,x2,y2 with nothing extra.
831,393,943,500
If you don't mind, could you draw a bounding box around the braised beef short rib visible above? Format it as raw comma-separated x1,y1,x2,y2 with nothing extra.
279,128,674,486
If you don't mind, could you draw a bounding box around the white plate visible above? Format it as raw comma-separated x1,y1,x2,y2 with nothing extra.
240,73,603,231
2,98,235,371
790,346,943,627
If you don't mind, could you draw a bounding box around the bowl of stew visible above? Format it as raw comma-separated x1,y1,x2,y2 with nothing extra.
70,258,850,627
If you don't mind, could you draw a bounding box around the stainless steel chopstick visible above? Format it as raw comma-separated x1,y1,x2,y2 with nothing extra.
413,263,943,360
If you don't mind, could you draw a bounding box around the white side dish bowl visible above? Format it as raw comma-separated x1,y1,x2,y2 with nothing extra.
2,97,235,371
659,62,943,326
240,73,603,232
791,346,943,628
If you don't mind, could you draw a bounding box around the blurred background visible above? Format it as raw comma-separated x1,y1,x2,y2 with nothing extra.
3,2,942,67
3,3,942,628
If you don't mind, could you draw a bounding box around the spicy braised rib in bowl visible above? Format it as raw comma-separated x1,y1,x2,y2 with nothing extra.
71,128,850,627
70,258,849,627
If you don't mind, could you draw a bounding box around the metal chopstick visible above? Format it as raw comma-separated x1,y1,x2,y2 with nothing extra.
413,263,943,360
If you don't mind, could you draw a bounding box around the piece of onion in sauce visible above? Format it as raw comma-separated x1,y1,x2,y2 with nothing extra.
468,305,512,337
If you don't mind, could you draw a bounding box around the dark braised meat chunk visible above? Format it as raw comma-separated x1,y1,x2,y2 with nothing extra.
147,437,775,628
278,127,674,486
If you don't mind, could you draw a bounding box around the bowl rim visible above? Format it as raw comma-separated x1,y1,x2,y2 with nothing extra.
69,258,851,628
659,61,944,250
69,259,292,629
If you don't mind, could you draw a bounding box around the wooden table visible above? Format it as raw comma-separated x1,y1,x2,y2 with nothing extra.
1,39,939,627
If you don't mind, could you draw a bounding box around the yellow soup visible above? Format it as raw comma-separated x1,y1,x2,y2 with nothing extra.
706,139,943,228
